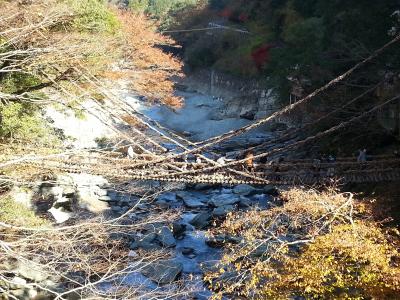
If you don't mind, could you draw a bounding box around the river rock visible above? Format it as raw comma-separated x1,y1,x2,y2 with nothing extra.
233,184,257,196
212,205,235,217
157,226,176,248
263,185,278,195
141,260,183,284
209,194,240,207
16,262,49,282
172,222,186,238
98,195,113,202
62,186,76,198
238,197,252,208
94,188,108,197
194,183,214,190
9,288,38,299
206,234,241,248
189,212,212,229
48,207,72,224
156,192,177,203
181,247,196,258
130,233,160,251
155,199,171,209
182,197,207,209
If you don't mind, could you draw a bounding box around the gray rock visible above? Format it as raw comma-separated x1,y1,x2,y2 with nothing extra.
238,197,252,208
157,227,176,248
98,195,113,202
194,183,214,190
172,222,186,238
9,288,38,299
156,192,176,203
181,247,194,255
139,233,157,244
206,234,241,248
16,262,49,282
233,184,257,196
200,261,221,274
182,197,207,209
209,194,240,207
130,233,160,251
181,247,196,258
212,205,235,217
111,206,122,213
62,186,76,197
218,270,239,284
189,212,212,229
141,260,183,284
107,191,120,201
263,185,278,195
155,200,170,209
95,188,108,197
251,244,268,258
48,207,72,224
144,222,164,233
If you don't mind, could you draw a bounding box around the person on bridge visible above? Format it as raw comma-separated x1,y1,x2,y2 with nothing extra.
244,151,255,171
357,149,367,163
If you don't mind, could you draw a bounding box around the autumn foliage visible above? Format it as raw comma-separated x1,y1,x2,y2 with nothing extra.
116,11,184,108
205,188,400,299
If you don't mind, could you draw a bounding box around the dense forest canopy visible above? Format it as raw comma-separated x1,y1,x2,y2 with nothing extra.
162,0,400,101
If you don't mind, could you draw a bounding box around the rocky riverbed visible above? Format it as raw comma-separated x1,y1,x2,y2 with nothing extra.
3,87,281,299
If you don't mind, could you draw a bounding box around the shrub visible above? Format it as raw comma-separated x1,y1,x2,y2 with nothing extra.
205,188,400,299
0,196,49,227
68,0,120,33
0,103,58,145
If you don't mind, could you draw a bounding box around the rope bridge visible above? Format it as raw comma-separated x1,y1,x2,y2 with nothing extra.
8,153,400,186
1,34,400,186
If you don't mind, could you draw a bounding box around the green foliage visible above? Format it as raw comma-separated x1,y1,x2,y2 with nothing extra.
68,0,120,33
128,0,149,12
1,73,42,94
128,0,198,20
0,103,58,144
0,196,49,227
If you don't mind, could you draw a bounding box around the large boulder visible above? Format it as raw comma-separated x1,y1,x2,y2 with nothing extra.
141,260,183,284
15,261,49,282
156,192,177,203
212,205,235,217
183,198,207,209
130,233,160,251
206,234,241,248
172,222,186,238
157,226,176,248
189,212,212,229
176,191,208,209
233,184,257,196
209,194,240,207
48,207,72,224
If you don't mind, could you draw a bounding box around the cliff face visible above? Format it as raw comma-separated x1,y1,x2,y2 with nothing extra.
179,69,280,122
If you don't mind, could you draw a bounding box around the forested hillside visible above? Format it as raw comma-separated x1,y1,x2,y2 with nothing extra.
150,0,400,154
166,0,400,100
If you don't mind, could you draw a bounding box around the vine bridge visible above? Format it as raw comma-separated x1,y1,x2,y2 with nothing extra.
1,34,400,187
